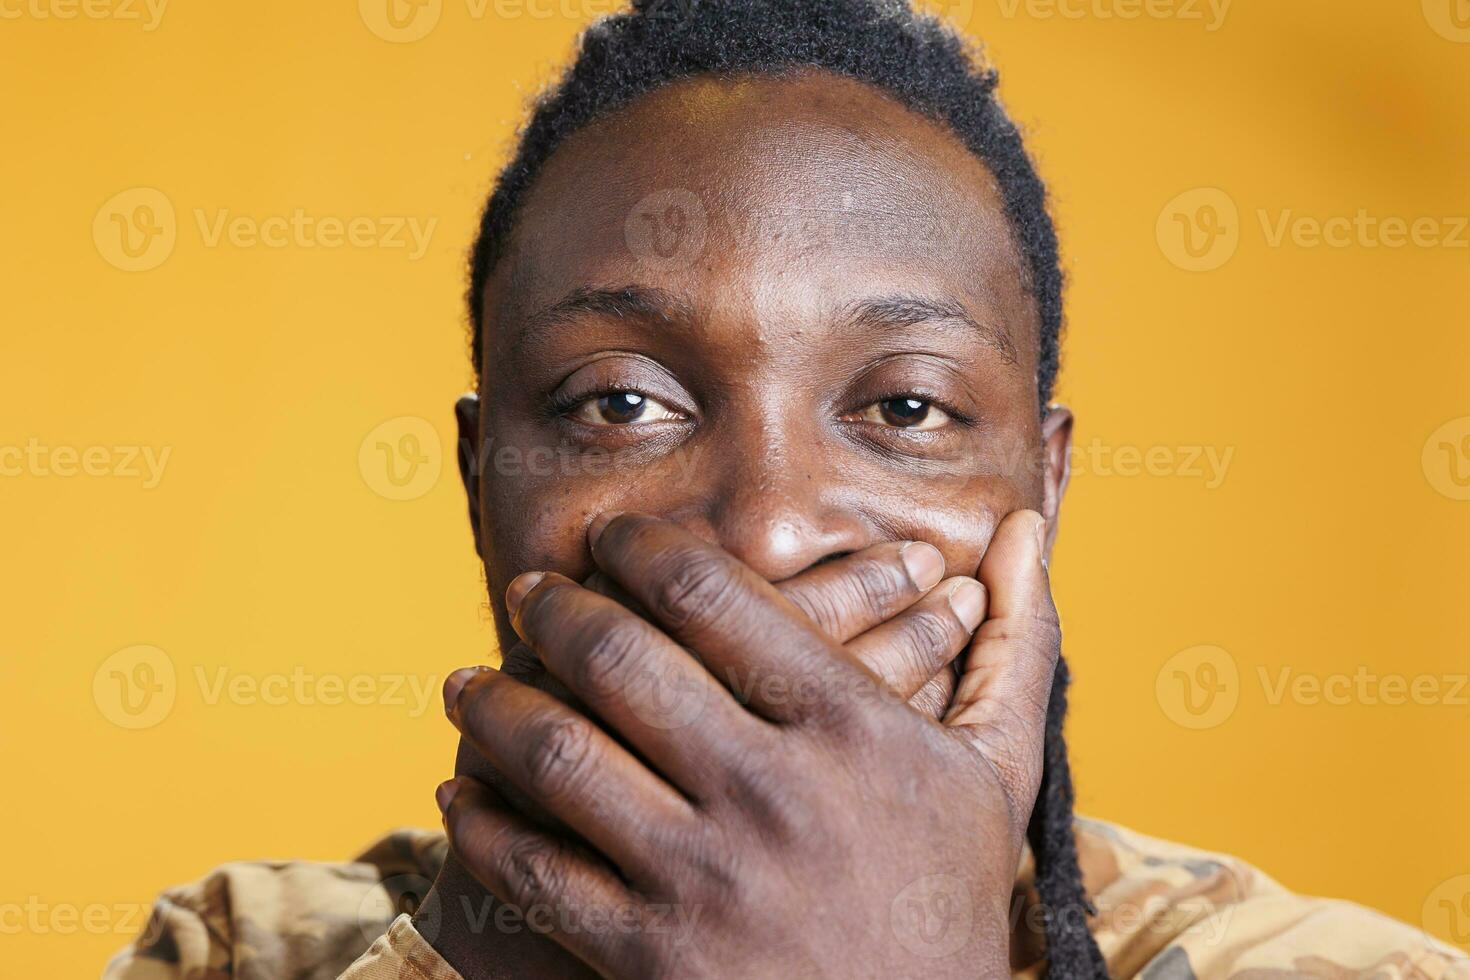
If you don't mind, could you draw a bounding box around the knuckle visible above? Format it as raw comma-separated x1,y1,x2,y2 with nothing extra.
1034,614,1063,662
990,615,1061,660
573,614,646,699
900,607,960,667
649,553,741,635
785,585,843,637
493,835,567,910
685,831,744,897
907,675,951,718
1032,593,1062,635
519,715,596,801
742,774,822,848
843,556,909,619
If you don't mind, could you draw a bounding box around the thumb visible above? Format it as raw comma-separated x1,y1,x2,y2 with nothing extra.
943,509,1059,812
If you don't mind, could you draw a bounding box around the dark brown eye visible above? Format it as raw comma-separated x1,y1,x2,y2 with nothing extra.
568,391,684,427
598,392,646,423
880,398,928,426
856,397,951,431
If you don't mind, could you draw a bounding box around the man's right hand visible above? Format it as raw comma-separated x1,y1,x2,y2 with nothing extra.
420,540,985,980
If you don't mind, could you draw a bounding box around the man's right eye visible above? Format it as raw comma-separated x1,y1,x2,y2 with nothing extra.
567,391,686,426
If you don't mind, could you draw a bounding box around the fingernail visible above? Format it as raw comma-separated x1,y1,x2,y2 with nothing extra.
443,666,487,717
587,511,623,550
1033,514,1048,565
505,571,546,618
435,778,460,815
900,541,945,591
948,579,986,632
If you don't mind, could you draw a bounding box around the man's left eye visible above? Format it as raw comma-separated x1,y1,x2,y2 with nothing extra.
568,391,685,426
857,397,952,431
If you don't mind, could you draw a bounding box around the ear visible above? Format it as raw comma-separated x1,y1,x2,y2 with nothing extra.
1039,405,1074,559
454,393,484,560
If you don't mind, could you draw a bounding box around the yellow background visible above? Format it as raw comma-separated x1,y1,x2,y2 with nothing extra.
2,0,1467,973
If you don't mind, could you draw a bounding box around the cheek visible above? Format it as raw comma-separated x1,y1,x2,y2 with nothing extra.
482,474,598,598
479,447,695,612
857,475,1026,578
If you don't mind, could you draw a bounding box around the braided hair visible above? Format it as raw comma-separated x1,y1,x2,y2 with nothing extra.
466,1,1106,975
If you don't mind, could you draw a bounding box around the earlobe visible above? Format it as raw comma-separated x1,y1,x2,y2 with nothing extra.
455,393,484,560
1039,405,1074,556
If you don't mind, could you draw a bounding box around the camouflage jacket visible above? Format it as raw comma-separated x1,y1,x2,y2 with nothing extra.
104,817,1465,979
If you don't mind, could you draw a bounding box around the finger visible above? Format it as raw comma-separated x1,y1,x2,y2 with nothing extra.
943,510,1058,809
586,513,861,724
845,576,985,701
774,541,946,643
505,572,763,798
908,669,956,720
438,776,637,974
446,665,695,874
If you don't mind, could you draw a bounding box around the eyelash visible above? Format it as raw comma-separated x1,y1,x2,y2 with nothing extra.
856,390,978,430
547,383,659,417
550,386,977,432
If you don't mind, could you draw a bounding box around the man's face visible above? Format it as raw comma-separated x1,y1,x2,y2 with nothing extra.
460,71,1072,644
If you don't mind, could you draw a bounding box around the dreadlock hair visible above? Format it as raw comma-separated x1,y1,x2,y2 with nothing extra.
465,1,1106,976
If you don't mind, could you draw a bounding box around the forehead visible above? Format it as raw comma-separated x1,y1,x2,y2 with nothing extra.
488,70,1036,356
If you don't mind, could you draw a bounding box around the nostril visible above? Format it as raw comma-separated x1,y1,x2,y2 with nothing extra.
812,550,854,568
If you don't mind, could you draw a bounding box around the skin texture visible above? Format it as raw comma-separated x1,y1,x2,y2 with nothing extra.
423,70,1075,978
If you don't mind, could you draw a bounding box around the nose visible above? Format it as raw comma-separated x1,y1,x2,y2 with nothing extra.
669,440,874,582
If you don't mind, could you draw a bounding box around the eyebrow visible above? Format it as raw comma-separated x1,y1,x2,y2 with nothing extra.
512,285,696,354
838,295,1018,364
513,285,1017,363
